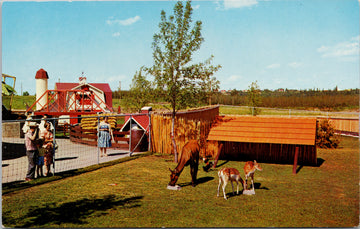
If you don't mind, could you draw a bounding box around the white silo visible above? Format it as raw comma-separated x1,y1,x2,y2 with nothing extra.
35,68,49,111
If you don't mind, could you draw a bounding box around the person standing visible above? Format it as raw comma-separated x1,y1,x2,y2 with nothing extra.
25,122,39,181
97,116,114,157
43,122,54,176
36,139,45,178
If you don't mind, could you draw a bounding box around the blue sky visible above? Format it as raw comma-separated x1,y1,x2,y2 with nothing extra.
2,0,359,95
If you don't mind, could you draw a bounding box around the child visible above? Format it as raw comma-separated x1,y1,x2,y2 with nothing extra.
36,139,45,178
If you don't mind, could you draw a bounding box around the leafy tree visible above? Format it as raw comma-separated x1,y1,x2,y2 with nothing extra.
247,81,262,116
198,76,220,105
23,91,30,96
316,119,340,148
126,67,153,113
147,0,221,162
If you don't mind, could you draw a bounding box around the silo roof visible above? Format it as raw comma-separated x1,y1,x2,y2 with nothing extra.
35,68,49,79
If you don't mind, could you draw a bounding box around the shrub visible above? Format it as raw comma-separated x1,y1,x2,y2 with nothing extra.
316,119,340,148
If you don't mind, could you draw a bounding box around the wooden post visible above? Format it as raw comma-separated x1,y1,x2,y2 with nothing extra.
293,147,299,174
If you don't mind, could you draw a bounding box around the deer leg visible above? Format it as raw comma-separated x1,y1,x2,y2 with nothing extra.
231,181,235,195
190,163,198,187
222,180,228,200
240,177,245,192
244,174,249,190
235,179,239,195
217,177,222,197
251,173,255,190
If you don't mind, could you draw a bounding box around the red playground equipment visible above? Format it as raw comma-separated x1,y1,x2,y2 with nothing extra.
27,69,113,123
27,89,113,116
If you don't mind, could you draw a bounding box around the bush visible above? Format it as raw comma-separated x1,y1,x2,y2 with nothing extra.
316,119,340,148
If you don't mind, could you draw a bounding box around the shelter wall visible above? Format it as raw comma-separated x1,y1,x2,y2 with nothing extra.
209,141,317,165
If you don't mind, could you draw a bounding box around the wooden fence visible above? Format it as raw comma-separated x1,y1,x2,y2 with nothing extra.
69,125,130,149
318,117,359,136
150,106,220,158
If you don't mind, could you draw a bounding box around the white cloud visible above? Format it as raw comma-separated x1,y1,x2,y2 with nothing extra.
266,63,281,69
193,4,200,10
216,0,259,10
317,36,359,58
106,15,141,26
229,75,243,81
288,62,303,68
112,32,121,37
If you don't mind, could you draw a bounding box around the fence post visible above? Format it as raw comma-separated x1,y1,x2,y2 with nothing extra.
129,115,132,156
293,147,299,174
148,112,152,152
52,118,56,176
97,116,100,164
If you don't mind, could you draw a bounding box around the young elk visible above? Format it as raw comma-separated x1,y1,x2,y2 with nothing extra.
244,160,263,191
217,167,245,200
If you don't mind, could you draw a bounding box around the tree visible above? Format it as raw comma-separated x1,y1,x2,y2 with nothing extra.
198,76,220,105
23,91,30,96
126,67,153,113
316,119,340,148
247,81,262,116
147,0,221,162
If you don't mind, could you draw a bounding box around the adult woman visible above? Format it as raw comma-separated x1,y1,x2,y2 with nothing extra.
97,116,114,157
42,122,54,176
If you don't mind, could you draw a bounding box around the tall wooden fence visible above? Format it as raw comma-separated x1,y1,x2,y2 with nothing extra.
150,106,219,158
318,117,359,136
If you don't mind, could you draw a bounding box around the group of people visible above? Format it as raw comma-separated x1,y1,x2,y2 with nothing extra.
24,116,55,181
24,115,114,181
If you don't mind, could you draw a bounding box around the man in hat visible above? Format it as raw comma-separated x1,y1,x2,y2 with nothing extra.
25,122,39,181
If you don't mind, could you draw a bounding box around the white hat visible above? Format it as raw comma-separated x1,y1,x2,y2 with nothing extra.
29,122,39,127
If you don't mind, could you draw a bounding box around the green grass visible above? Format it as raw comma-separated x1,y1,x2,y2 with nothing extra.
2,95,35,110
2,136,359,227
219,105,359,118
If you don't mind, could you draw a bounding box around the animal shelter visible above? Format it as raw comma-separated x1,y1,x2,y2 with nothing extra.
207,116,317,165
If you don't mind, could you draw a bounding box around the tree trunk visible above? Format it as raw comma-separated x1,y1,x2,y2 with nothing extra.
171,110,178,163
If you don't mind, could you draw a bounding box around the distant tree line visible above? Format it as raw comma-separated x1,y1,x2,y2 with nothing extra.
113,88,359,111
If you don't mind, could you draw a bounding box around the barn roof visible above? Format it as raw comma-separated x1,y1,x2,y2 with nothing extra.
55,82,113,108
121,115,150,132
207,116,317,145
55,82,112,92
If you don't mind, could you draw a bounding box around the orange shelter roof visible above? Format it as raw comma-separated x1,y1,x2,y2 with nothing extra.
207,116,317,145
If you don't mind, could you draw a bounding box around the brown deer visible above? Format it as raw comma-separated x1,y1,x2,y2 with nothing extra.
244,160,263,191
168,140,200,187
217,167,245,200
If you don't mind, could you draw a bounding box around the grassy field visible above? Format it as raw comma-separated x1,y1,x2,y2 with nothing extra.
219,105,359,118
2,136,359,227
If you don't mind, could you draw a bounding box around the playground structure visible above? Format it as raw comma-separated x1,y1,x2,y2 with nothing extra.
27,69,113,124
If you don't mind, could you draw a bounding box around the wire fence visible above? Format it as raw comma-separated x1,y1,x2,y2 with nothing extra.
2,113,151,184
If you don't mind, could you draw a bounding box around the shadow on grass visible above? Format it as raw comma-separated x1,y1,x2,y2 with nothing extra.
178,176,214,187
55,156,78,161
296,158,325,174
215,160,229,168
224,182,269,199
3,195,143,228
